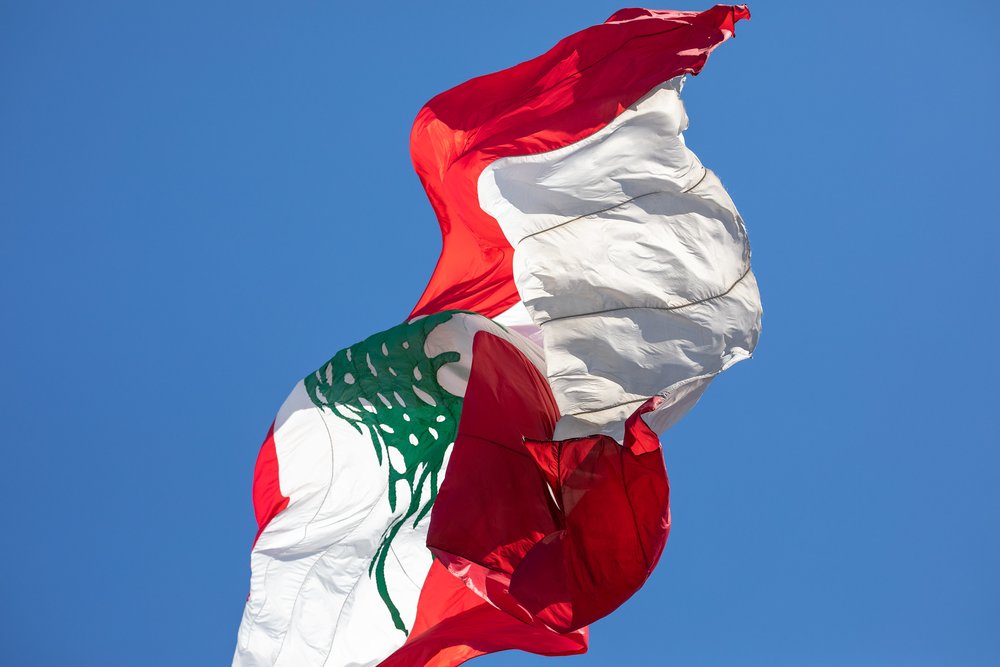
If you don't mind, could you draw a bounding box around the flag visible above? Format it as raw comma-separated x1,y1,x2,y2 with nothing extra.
233,5,760,666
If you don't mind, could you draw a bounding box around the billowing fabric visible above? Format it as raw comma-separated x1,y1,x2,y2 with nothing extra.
427,332,669,635
409,4,759,440
235,5,760,667
409,4,751,321
380,332,667,665
480,77,761,440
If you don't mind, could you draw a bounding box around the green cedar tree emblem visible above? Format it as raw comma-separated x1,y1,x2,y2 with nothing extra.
303,311,466,634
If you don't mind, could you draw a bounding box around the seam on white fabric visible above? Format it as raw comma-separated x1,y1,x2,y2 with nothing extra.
269,489,389,664
564,396,648,417
318,563,375,665
514,168,708,247
537,263,751,326
253,404,388,662
241,401,337,650
389,544,424,589
558,352,750,419
516,190,659,244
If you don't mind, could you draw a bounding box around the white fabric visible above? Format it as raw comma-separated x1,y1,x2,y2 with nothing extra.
479,78,762,439
492,299,545,350
234,381,416,667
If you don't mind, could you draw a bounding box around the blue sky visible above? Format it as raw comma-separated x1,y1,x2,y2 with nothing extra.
2,1,997,665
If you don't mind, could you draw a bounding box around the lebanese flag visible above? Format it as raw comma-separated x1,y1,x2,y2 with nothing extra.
234,6,760,667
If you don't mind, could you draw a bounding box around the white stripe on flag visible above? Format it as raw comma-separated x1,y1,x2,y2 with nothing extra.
479,78,762,439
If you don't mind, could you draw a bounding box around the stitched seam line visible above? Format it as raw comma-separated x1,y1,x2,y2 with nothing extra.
389,544,424,589
517,191,658,245
537,263,751,326
242,402,338,646
515,168,708,247
270,493,387,663
264,405,389,661
564,396,648,418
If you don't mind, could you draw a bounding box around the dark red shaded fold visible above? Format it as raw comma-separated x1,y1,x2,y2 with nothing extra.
514,398,670,632
384,332,669,664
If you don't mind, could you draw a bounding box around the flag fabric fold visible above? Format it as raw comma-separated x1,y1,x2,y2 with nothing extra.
425,332,669,640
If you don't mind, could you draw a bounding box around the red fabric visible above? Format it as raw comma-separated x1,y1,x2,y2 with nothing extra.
378,561,586,667
408,4,750,319
384,332,669,664
515,399,670,632
251,422,289,547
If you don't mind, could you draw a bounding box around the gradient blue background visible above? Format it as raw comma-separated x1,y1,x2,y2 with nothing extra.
2,1,998,665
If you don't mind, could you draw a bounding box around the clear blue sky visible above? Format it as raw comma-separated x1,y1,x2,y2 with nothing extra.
2,1,997,665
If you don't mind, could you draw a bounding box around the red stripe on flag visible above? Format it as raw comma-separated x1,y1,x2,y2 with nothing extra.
251,422,289,547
